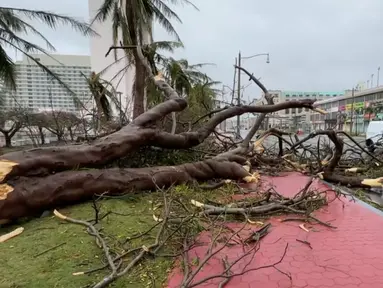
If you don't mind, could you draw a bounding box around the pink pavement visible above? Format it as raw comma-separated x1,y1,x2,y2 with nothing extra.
167,172,383,288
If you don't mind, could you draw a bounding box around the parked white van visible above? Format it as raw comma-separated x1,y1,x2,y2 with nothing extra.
365,121,383,152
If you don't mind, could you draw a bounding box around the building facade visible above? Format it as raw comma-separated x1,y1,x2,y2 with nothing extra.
310,86,383,134
255,90,344,132
3,54,92,112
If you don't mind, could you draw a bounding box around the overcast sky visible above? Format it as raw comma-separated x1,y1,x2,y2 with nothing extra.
4,0,383,101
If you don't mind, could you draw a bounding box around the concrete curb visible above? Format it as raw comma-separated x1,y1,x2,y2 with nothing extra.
321,179,383,217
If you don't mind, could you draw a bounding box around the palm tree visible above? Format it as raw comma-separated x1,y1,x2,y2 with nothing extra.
91,0,198,118
84,71,113,126
0,6,96,92
161,57,214,96
98,40,184,111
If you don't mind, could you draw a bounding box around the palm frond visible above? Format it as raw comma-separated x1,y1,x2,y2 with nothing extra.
0,44,16,90
91,0,117,23
146,1,182,41
160,0,199,10
0,7,97,36
0,10,56,50
189,62,216,69
100,94,112,120
149,40,183,52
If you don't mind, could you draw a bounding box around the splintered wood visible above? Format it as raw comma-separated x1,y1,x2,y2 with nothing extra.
0,159,18,182
0,184,14,200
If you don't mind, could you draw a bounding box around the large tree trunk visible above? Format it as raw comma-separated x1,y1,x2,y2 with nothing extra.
0,160,249,220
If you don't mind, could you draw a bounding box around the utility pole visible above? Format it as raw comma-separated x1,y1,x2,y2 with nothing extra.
236,51,241,139
378,67,380,87
349,88,355,135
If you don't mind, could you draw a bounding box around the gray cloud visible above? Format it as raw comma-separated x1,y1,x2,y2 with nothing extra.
5,0,383,101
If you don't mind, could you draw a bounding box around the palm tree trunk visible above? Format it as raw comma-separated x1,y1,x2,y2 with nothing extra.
133,51,146,119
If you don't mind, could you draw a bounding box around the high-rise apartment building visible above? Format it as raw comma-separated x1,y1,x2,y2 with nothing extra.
4,54,92,112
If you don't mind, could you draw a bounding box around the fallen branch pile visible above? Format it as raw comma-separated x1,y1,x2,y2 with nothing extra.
50,178,336,287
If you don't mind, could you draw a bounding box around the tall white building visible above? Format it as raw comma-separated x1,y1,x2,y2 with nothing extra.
4,54,92,112
88,0,151,118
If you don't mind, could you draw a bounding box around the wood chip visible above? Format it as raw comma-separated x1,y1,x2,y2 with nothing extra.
299,223,310,232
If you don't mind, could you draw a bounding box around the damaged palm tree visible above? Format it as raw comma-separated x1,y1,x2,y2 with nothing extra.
0,47,319,221
84,71,128,131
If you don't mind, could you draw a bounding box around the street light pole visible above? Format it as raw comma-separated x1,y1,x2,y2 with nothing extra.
378,67,380,87
236,51,241,139
235,52,270,138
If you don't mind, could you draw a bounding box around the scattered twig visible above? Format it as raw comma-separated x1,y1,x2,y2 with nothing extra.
34,242,66,258
296,239,312,249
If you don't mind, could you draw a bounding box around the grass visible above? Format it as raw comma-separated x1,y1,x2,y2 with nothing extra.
352,188,383,212
347,166,383,211
0,184,239,288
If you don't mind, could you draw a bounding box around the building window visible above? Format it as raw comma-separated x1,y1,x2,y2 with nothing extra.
285,109,290,114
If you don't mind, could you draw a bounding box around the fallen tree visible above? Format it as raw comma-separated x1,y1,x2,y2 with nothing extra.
3,47,380,221
0,47,320,221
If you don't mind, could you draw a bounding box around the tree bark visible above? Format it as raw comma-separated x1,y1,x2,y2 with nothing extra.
0,99,315,181
0,159,249,220
4,133,12,148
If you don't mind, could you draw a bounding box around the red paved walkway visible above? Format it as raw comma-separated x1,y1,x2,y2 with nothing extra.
167,172,383,287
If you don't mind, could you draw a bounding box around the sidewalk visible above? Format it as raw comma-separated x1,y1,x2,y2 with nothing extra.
167,172,383,288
